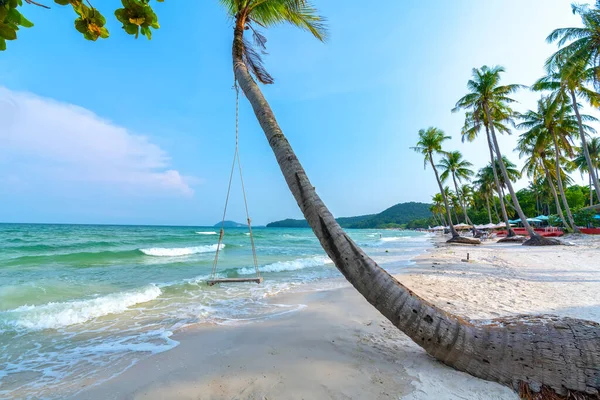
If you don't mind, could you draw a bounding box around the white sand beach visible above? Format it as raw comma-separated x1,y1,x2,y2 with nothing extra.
77,235,600,400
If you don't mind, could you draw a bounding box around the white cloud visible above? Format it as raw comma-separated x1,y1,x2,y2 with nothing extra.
0,87,196,196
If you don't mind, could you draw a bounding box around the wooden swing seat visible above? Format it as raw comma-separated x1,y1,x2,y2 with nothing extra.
207,277,263,286
209,84,262,288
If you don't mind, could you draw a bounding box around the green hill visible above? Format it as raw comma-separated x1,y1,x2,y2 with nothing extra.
266,202,432,229
266,219,310,228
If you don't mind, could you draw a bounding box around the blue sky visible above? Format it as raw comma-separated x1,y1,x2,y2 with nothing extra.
0,0,594,225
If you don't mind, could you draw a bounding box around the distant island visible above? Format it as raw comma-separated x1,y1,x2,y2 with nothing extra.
213,220,246,228
266,202,432,229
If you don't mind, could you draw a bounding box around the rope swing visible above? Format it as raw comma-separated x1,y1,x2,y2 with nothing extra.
207,82,263,286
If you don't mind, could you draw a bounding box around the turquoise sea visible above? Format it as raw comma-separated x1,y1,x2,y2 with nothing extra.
0,223,431,399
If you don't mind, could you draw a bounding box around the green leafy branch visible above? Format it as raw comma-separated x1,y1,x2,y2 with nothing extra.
0,0,35,51
0,0,163,51
114,0,161,40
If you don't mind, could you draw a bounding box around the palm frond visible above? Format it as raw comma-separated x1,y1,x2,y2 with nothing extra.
218,0,240,17
249,0,328,42
547,27,591,46
242,36,274,84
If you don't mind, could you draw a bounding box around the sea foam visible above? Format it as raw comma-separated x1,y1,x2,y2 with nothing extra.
380,237,403,242
140,244,224,257
196,231,217,235
237,256,332,275
4,285,162,331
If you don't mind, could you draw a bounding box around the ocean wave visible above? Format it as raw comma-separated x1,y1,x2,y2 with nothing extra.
140,244,224,257
195,231,217,235
2,285,161,331
180,274,212,285
281,233,313,241
380,237,404,242
237,256,332,275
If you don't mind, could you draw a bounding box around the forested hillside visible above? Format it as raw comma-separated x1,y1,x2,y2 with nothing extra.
266,202,432,229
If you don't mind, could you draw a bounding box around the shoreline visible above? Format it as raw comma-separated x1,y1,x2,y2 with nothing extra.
75,234,599,399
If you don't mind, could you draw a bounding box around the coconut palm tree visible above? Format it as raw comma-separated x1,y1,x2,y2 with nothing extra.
590,136,600,176
460,184,475,215
536,59,600,204
454,66,557,245
535,178,555,216
493,157,522,212
528,179,551,216
428,204,441,226
547,1,600,87
438,151,474,225
480,157,522,213
492,156,521,187
446,186,462,225
474,169,496,224
411,128,462,239
573,137,600,205
431,193,448,225
516,96,595,232
517,130,570,230
459,102,516,237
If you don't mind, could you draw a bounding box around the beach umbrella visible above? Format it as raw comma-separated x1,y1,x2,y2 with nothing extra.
526,218,542,223
483,223,497,229
508,219,521,224
535,215,550,221
594,214,600,220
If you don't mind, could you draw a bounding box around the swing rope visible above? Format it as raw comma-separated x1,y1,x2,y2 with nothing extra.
210,81,261,281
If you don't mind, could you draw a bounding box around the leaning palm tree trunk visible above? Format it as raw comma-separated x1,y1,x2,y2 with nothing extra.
429,155,460,238
232,16,598,398
485,193,493,224
485,105,555,245
452,173,471,225
571,90,600,204
485,126,515,236
542,162,568,231
434,213,443,227
492,196,500,221
551,131,578,232
591,174,594,207
438,212,447,226
452,204,460,226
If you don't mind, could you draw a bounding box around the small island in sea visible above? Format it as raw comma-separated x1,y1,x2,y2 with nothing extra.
213,220,246,228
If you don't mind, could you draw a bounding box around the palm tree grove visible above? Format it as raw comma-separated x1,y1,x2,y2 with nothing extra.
2,1,600,400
